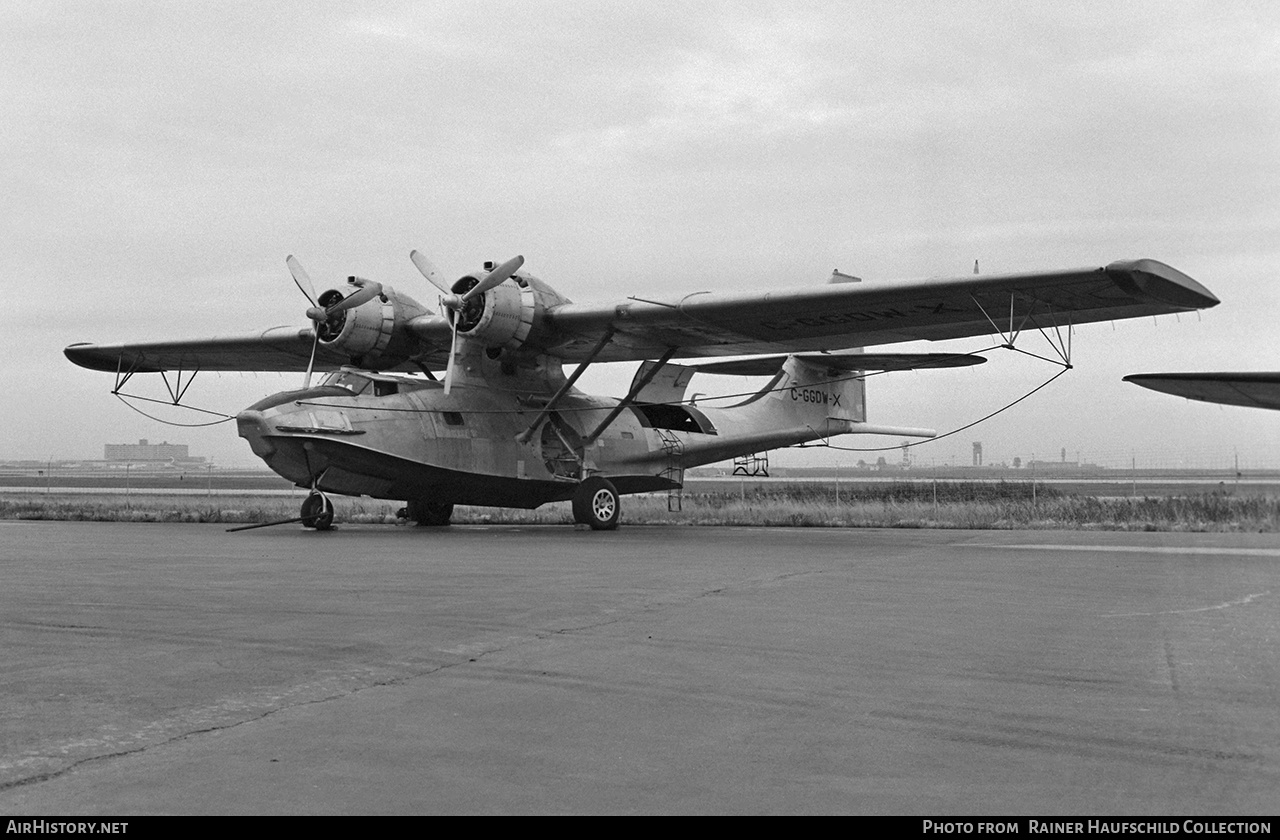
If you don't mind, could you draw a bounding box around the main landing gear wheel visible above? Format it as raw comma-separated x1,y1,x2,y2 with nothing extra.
406,499,454,527
300,492,334,531
572,476,620,530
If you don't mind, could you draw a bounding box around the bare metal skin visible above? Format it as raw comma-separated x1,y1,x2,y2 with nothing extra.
65,254,1217,529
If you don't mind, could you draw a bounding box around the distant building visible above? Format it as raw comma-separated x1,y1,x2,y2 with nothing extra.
1026,459,1077,471
104,439,200,463
1025,459,1103,472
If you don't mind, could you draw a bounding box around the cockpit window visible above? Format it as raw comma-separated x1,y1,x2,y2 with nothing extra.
320,370,370,394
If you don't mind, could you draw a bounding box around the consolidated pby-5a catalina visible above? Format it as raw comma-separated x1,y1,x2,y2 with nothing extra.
65,252,1218,530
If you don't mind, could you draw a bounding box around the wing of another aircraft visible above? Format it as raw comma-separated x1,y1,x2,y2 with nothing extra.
1124,373,1280,411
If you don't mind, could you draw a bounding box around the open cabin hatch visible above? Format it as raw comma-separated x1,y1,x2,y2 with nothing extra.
624,360,717,435
629,402,717,435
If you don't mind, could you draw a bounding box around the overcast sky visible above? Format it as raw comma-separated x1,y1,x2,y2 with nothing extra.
4,1,1278,470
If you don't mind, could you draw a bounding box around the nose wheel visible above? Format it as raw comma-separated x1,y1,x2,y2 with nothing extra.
572,476,620,530
300,491,335,530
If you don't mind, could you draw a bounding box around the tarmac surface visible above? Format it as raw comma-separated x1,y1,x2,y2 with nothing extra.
0,520,1277,815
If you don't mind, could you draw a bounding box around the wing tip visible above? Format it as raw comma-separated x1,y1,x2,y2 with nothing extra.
64,343,103,369
1105,259,1220,310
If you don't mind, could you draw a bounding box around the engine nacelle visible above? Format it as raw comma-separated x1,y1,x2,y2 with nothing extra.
314,266,573,369
316,281,429,369
451,270,569,353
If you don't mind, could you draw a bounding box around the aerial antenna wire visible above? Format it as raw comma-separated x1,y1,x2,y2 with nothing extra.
795,364,1071,453
112,392,236,427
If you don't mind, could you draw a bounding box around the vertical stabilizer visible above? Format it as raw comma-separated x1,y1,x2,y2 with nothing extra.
765,355,867,433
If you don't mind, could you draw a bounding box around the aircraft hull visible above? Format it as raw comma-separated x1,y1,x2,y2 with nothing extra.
234,353,914,509
235,376,682,508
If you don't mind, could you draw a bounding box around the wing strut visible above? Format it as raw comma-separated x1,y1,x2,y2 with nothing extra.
112,353,144,397
515,326,617,445
160,366,201,406
109,353,203,406
969,292,1075,368
582,347,679,447
104,353,233,427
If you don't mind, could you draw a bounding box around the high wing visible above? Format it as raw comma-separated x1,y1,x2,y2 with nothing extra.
64,258,1215,374
66,327,338,373
64,326,451,373
1124,373,1280,411
546,259,1217,362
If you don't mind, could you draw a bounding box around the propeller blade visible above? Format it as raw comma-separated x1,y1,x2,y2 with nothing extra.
443,308,459,396
410,250,452,295
326,281,383,314
302,329,319,390
304,282,384,321
286,255,318,306
460,254,524,302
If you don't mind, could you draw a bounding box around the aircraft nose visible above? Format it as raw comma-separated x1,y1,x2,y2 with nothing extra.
235,410,277,458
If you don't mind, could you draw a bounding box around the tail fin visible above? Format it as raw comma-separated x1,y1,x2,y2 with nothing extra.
765,355,866,433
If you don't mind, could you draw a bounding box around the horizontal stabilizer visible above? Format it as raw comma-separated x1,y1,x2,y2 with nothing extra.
688,351,986,377
1124,372,1280,411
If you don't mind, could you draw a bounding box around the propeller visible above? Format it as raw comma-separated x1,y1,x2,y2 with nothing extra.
286,255,384,389
304,278,383,322
459,254,524,304
409,250,450,295
410,252,524,395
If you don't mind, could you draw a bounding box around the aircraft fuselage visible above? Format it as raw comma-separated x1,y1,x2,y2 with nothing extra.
234,341,871,510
